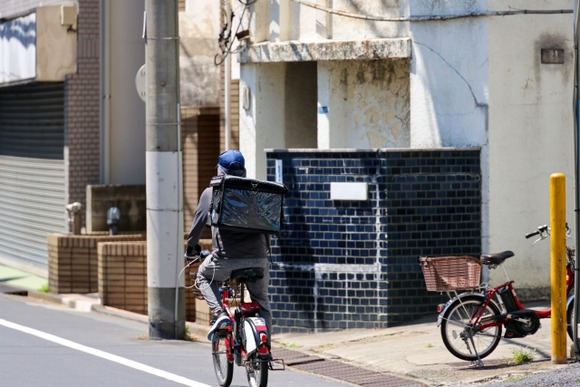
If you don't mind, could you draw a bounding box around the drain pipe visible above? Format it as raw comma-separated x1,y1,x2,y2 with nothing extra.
224,0,231,150
100,0,111,183
573,0,580,360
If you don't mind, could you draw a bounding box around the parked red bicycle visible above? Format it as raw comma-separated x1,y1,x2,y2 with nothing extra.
420,224,575,367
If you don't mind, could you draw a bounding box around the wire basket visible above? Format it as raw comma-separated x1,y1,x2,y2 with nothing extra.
419,255,482,292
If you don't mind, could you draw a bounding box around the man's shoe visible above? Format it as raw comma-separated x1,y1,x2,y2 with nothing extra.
207,311,230,340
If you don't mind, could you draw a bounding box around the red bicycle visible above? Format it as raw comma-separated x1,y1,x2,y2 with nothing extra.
209,267,284,387
420,224,575,367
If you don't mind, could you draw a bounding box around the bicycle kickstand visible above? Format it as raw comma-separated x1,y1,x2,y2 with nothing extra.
467,335,484,368
269,357,286,371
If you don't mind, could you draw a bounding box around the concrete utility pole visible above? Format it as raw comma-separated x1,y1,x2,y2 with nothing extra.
144,0,185,340
574,0,580,360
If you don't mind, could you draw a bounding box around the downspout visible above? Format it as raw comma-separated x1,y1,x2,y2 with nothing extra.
100,0,111,183
573,0,580,360
224,0,231,150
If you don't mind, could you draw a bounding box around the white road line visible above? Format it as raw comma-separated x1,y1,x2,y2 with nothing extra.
0,318,210,387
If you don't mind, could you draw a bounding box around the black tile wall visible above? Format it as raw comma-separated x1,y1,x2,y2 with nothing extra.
266,149,481,333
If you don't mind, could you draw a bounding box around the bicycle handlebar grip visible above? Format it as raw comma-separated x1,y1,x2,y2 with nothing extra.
525,231,539,239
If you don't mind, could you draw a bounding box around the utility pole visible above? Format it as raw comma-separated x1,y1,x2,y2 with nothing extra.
144,0,185,339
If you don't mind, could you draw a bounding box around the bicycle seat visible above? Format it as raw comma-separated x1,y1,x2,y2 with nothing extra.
480,250,514,266
230,267,264,283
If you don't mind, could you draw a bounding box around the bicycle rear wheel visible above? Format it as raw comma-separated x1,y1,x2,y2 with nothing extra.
440,295,502,361
246,355,268,387
212,332,234,387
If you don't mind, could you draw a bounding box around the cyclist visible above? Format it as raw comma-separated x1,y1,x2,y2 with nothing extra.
185,150,272,340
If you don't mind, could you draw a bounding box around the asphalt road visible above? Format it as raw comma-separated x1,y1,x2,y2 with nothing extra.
0,293,351,387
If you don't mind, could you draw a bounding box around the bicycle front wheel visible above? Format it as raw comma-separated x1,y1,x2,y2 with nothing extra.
440,295,502,361
246,355,268,387
567,295,575,341
212,332,234,387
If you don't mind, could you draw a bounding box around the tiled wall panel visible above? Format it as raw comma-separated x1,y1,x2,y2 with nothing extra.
266,149,481,332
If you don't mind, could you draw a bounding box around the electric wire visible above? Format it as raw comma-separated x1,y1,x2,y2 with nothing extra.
215,0,252,66
291,0,572,22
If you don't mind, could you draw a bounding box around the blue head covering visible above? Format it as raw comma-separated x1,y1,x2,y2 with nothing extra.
217,150,246,177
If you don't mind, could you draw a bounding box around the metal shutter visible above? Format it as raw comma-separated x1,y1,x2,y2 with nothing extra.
0,82,65,270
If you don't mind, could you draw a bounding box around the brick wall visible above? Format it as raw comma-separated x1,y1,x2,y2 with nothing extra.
65,0,101,223
96,238,211,321
98,241,148,315
266,149,481,332
48,233,146,294
48,231,211,321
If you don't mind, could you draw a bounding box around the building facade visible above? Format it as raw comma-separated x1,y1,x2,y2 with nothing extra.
236,0,575,301
0,0,229,273
0,0,577,329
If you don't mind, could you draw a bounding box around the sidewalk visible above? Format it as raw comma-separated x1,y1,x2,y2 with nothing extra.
272,312,571,386
0,263,47,293
0,263,574,386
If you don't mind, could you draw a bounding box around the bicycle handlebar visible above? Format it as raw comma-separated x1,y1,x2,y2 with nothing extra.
525,224,548,239
525,223,570,241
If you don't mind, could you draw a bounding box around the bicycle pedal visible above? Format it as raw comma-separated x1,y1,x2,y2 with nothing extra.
214,328,229,338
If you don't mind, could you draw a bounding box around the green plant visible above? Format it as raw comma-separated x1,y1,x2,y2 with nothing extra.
426,343,434,348
505,374,525,382
38,283,49,293
511,347,534,364
183,326,194,341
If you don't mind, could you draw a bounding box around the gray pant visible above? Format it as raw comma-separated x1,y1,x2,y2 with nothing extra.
197,255,272,333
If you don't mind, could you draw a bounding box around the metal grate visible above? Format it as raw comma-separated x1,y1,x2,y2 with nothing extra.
272,347,427,387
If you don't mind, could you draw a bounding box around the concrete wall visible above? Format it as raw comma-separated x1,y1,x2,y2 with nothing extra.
85,184,146,233
240,63,286,178
102,0,146,185
486,0,575,292
318,59,410,149
36,6,77,81
180,0,220,107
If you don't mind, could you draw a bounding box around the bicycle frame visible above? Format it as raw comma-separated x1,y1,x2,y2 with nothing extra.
465,281,551,333
211,276,279,387
217,281,268,362
439,243,574,330
218,284,236,362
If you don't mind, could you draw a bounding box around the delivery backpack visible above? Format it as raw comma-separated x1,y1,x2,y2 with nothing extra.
208,175,288,234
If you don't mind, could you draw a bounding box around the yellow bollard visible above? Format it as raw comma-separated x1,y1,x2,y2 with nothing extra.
550,173,567,364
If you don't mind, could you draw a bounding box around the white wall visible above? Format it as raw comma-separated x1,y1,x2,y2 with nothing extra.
407,1,490,256
240,63,286,179
103,0,146,185
487,0,574,291
408,0,575,291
